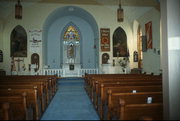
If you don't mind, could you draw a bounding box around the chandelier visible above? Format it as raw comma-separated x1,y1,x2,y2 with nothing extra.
117,0,124,22
15,0,22,19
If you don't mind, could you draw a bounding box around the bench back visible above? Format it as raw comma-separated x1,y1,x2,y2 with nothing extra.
0,93,27,120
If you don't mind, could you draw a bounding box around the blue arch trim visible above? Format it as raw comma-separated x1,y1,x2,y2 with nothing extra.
43,6,99,68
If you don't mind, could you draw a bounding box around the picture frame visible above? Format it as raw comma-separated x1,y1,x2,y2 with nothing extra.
133,51,138,62
0,50,3,62
102,53,110,64
11,25,27,57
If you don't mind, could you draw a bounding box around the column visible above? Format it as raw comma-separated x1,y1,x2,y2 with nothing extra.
161,0,180,120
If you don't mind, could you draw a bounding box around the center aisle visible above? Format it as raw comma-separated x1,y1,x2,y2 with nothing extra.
41,77,99,120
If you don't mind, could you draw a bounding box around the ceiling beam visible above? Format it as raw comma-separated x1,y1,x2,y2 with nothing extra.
39,0,101,5
0,0,160,13
0,0,159,7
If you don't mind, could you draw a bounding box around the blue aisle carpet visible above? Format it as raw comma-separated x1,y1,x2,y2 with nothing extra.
41,77,99,120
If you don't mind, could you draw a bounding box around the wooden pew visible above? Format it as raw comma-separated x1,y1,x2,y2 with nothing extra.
85,73,161,91
0,76,52,103
85,73,161,88
85,74,161,104
93,79,162,110
0,75,56,101
0,75,58,97
0,102,10,120
0,87,40,120
0,81,47,112
119,99,163,120
88,75,161,102
0,75,59,120
98,85,162,119
84,74,163,120
0,92,29,120
107,91,163,120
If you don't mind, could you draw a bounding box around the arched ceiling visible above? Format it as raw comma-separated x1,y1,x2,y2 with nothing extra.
43,6,99,37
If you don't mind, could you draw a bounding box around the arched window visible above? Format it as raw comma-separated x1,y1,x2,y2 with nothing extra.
64,25,80,42
11,25,27,57
113,27,128,57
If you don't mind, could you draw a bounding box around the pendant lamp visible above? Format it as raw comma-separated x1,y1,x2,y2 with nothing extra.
15,0,22,19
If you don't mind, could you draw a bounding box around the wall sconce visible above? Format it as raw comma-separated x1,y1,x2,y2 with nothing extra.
117,0,124,22
15,0,22,19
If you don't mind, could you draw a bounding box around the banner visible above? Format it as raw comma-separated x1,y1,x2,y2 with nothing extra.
100,28,110,51
145,21,152,49
29,29,42,53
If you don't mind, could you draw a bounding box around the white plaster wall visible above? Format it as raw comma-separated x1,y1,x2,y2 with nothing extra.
137,8,161,75
0,3,129,74
0,2,159,75
83,5,134,73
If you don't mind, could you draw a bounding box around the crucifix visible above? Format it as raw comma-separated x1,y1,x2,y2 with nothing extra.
14,58,24,72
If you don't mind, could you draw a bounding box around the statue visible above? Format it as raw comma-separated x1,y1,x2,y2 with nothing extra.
67,44,74,58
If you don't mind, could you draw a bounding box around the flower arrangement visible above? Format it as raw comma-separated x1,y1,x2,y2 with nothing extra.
118,57,129,71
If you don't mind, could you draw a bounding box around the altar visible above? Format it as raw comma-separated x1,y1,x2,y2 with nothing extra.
62,63,81,77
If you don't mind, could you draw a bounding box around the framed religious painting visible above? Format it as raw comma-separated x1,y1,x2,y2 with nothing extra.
133,51,138,62
113,27,129,57
145,21,152,49
11,25,27,57
0,50,3,62
31,53,40,72
100,28,110,51
102,53,110,64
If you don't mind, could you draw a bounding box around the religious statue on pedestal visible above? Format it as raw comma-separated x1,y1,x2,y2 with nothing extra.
67,44,74,58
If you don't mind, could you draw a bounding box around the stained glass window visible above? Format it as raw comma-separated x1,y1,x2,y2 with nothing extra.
64,25,80,41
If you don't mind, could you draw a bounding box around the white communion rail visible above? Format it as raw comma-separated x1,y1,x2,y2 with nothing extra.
37,68,99,77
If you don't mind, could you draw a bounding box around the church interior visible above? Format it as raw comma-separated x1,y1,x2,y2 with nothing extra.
0,0,180,120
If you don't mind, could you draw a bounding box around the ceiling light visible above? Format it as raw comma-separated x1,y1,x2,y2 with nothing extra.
15,0,22,19
117,0,124,22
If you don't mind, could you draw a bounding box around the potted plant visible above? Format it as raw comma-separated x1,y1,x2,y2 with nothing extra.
118,57,129,72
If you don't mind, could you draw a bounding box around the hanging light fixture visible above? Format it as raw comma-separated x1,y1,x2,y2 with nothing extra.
117,0,124,22
15,0,22,19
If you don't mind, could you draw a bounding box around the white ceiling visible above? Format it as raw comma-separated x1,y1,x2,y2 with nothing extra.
0,0,160,21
